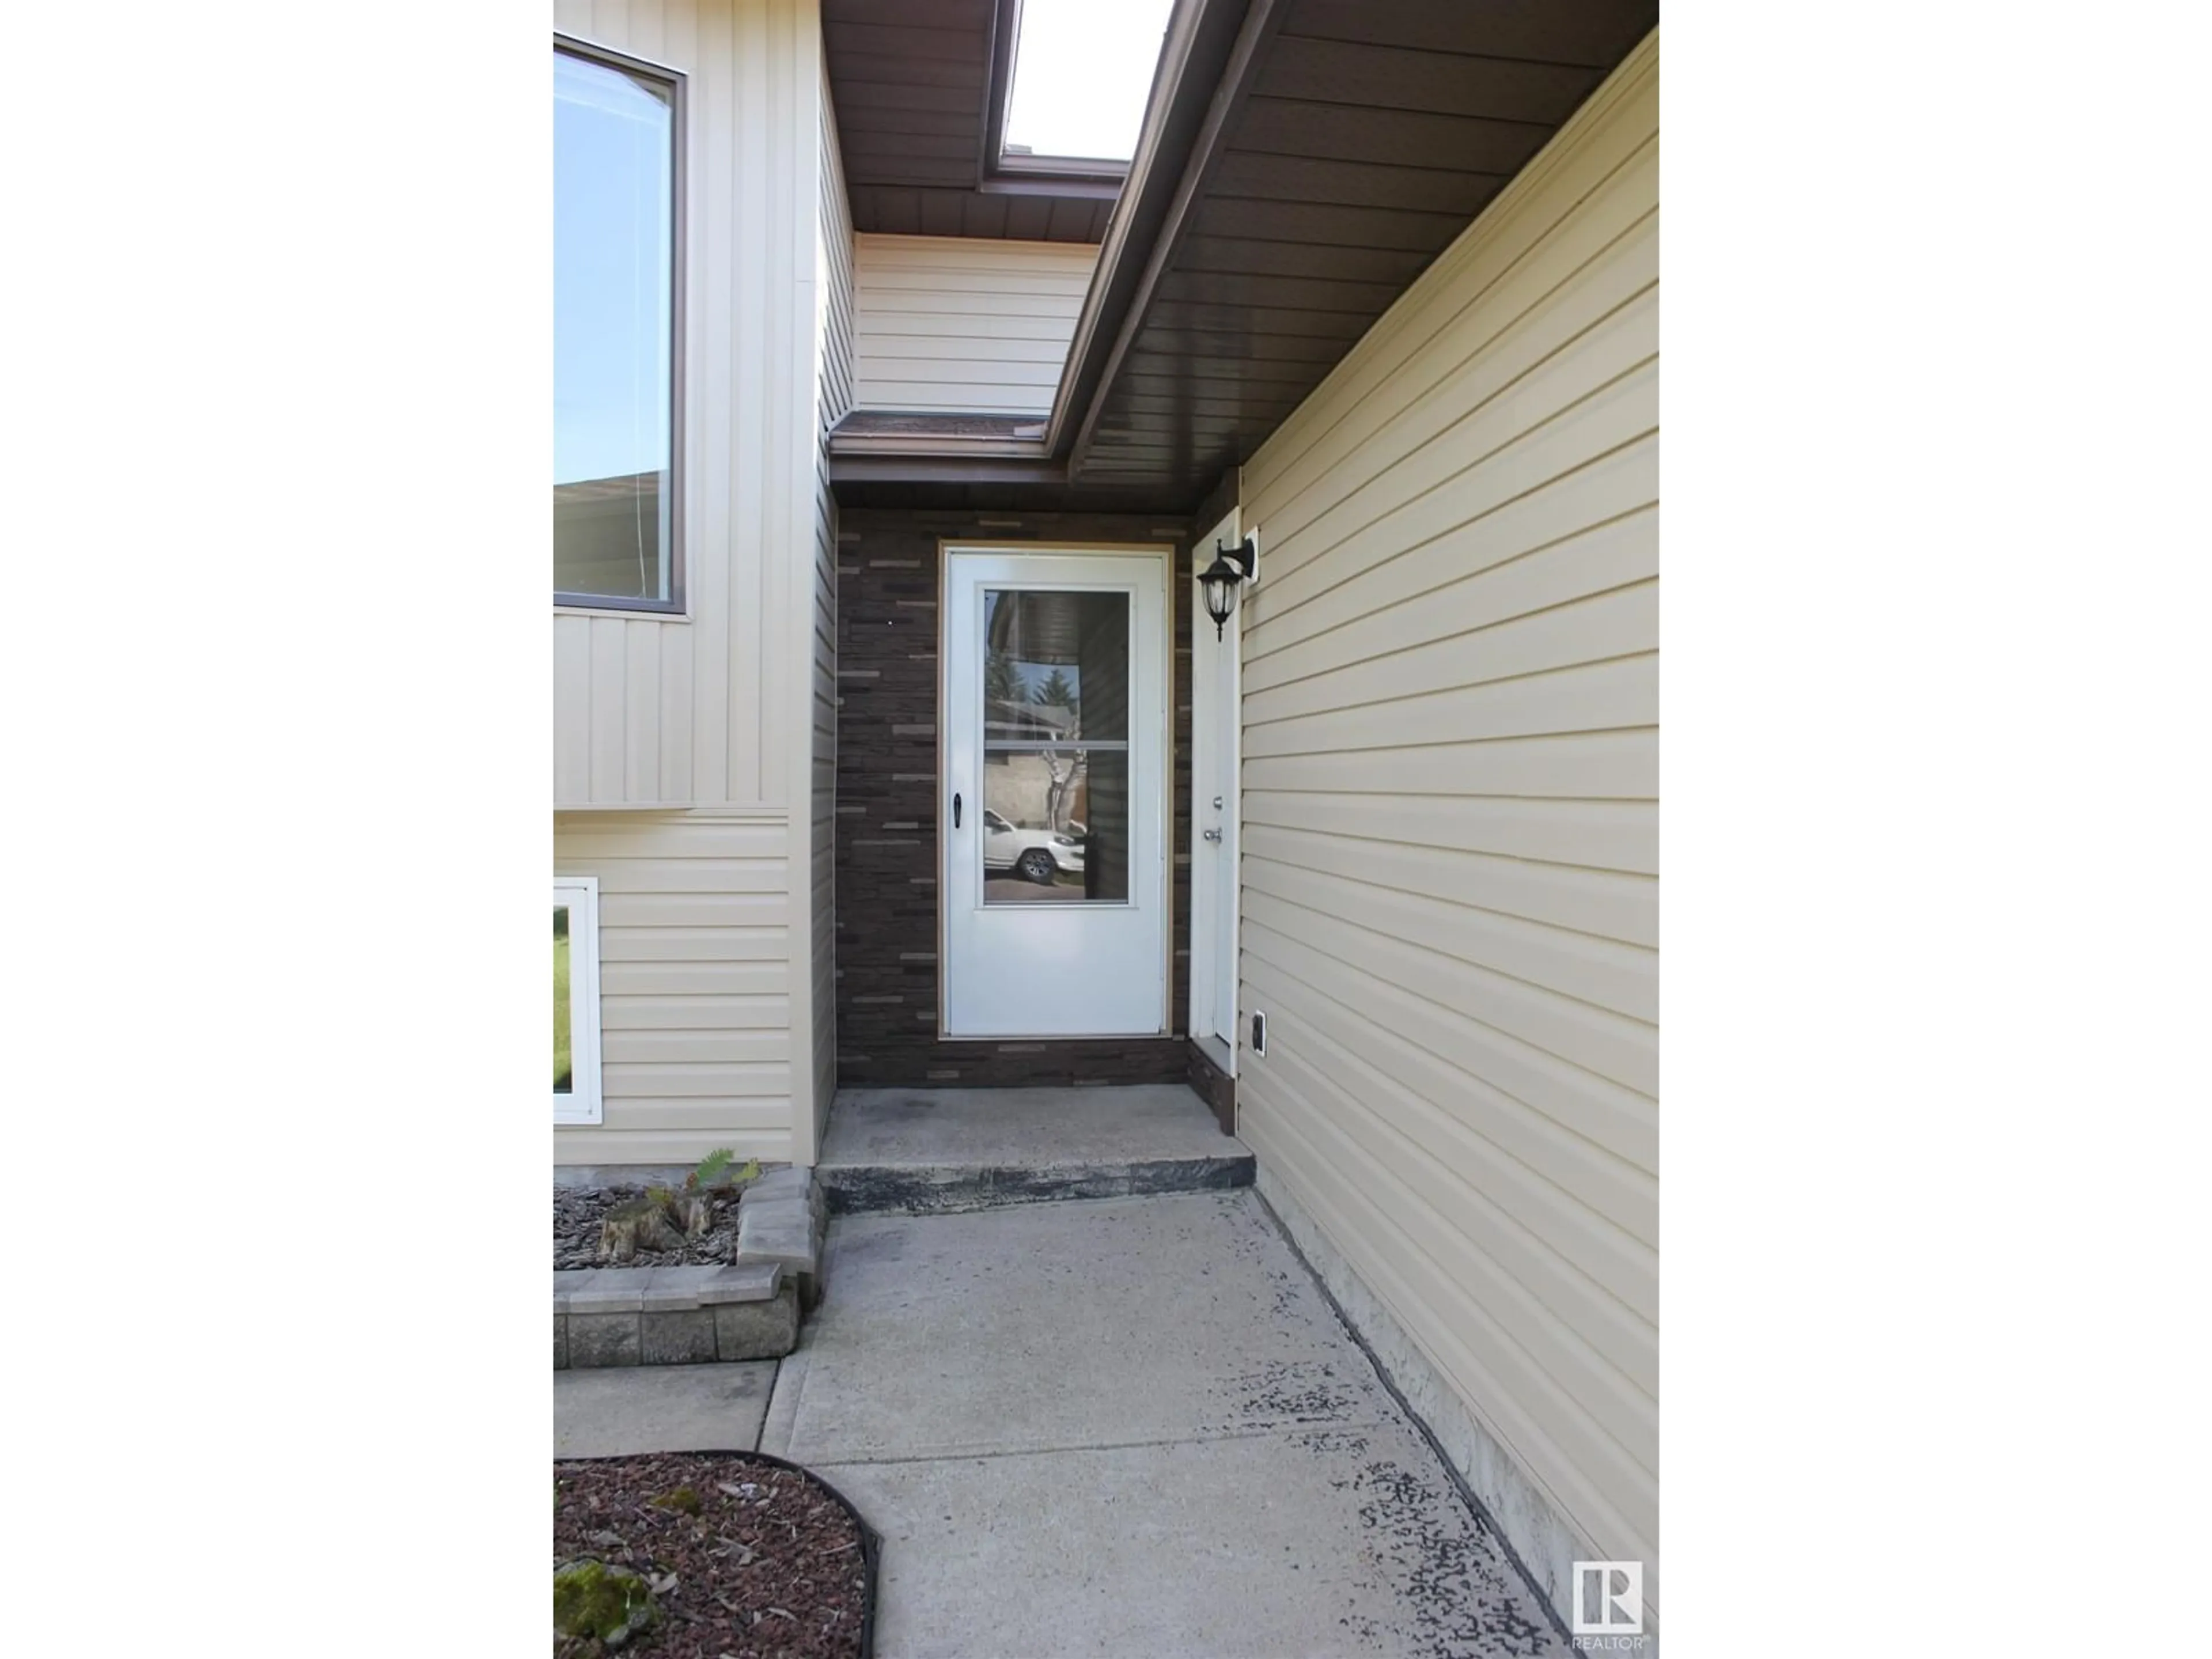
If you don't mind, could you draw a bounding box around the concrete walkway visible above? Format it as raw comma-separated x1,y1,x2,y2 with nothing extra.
555,1359,778,1459
761,1190,1567,1658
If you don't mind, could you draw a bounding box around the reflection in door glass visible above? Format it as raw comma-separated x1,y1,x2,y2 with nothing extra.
983,589,1130,741
982,749,1127,902
982,588,1131,905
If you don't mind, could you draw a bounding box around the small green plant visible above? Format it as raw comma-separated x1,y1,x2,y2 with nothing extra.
554,1559,658,1648
647,1486,702,1515
688,1147,753,1191
600,1150,762,1262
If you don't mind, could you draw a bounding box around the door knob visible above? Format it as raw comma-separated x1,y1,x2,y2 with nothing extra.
1202,828,1222,842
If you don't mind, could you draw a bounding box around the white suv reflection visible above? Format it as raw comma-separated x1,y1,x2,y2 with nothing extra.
982,809,1086,884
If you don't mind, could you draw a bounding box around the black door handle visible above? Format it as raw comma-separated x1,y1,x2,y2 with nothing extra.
953,792,962,828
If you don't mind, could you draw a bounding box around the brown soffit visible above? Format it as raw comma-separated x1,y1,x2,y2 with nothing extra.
824,0,1126,238
831,2,1657,509
1064,1,1657,499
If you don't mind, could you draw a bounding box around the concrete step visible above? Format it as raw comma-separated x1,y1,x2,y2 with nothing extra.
817,1084,1253,1215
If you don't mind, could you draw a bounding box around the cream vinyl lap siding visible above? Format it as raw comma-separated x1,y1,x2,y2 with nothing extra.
1234,33,1659,1616
853,234,1098,416
554,0,823,810
556,812,796,1165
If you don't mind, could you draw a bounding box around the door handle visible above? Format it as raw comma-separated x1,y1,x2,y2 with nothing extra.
953,792,962,828
1202,828,1222,842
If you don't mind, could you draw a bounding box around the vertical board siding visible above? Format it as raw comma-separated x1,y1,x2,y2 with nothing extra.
808,52,851,1154
554,0,834,1168
556,812,796,1164
818,60,856,430
1235,34,1660,1613
852,234,1099,416
554,0,821,811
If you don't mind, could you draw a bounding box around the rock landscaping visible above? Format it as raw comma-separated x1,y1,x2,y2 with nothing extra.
557,1162,827,1369
556,1149,762,1271
556,1186,741,1271
555,1450,874,1658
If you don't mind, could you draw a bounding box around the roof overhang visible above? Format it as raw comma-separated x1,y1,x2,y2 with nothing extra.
831,0,1658,511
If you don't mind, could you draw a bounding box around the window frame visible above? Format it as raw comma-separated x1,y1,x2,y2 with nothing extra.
554,33,688,617
983,0,1145,186
554,875,604,1126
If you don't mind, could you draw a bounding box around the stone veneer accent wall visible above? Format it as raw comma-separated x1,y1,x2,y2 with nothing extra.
835,510,1195,1087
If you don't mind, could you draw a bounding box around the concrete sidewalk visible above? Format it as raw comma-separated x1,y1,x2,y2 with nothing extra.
761,1190,1567,1658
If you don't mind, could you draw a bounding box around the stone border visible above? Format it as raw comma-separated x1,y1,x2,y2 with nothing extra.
555,1167,826,1369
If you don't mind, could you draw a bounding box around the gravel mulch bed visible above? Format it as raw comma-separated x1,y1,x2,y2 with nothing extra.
555,1452,872,1659
555,1186,744,1271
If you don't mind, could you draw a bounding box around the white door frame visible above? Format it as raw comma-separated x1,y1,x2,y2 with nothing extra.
938,543,1175,1039
1188,507,1243,1071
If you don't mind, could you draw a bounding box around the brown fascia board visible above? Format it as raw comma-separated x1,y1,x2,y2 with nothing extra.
1043,0,1256,462
831,433,1050,461
828,410,1051,468
978,0,1009,183
830,454,1069,488
974,174,1122,200
1063,0,1286,477
825,454,1224,519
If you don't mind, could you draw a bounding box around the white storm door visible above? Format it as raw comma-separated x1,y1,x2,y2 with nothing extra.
1188,509,1241,1065
942,548,1169,1037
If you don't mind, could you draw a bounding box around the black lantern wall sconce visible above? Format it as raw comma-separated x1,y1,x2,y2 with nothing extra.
1196,533,1257,641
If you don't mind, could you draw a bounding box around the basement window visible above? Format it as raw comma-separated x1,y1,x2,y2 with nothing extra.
1001,0,1173,171
555,877,603,1126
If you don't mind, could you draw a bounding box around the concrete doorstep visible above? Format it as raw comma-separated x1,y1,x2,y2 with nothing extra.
817,1085,1255,1215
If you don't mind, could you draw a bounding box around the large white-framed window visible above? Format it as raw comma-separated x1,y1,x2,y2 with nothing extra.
554,876,604,1125
554,36,684,612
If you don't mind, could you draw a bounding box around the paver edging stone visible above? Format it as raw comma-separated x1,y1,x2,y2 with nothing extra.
554,1169,824,1369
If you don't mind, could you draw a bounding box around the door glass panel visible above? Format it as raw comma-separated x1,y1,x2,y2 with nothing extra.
981,749,1127,902
981,587,1131,905
983,589,1129,741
